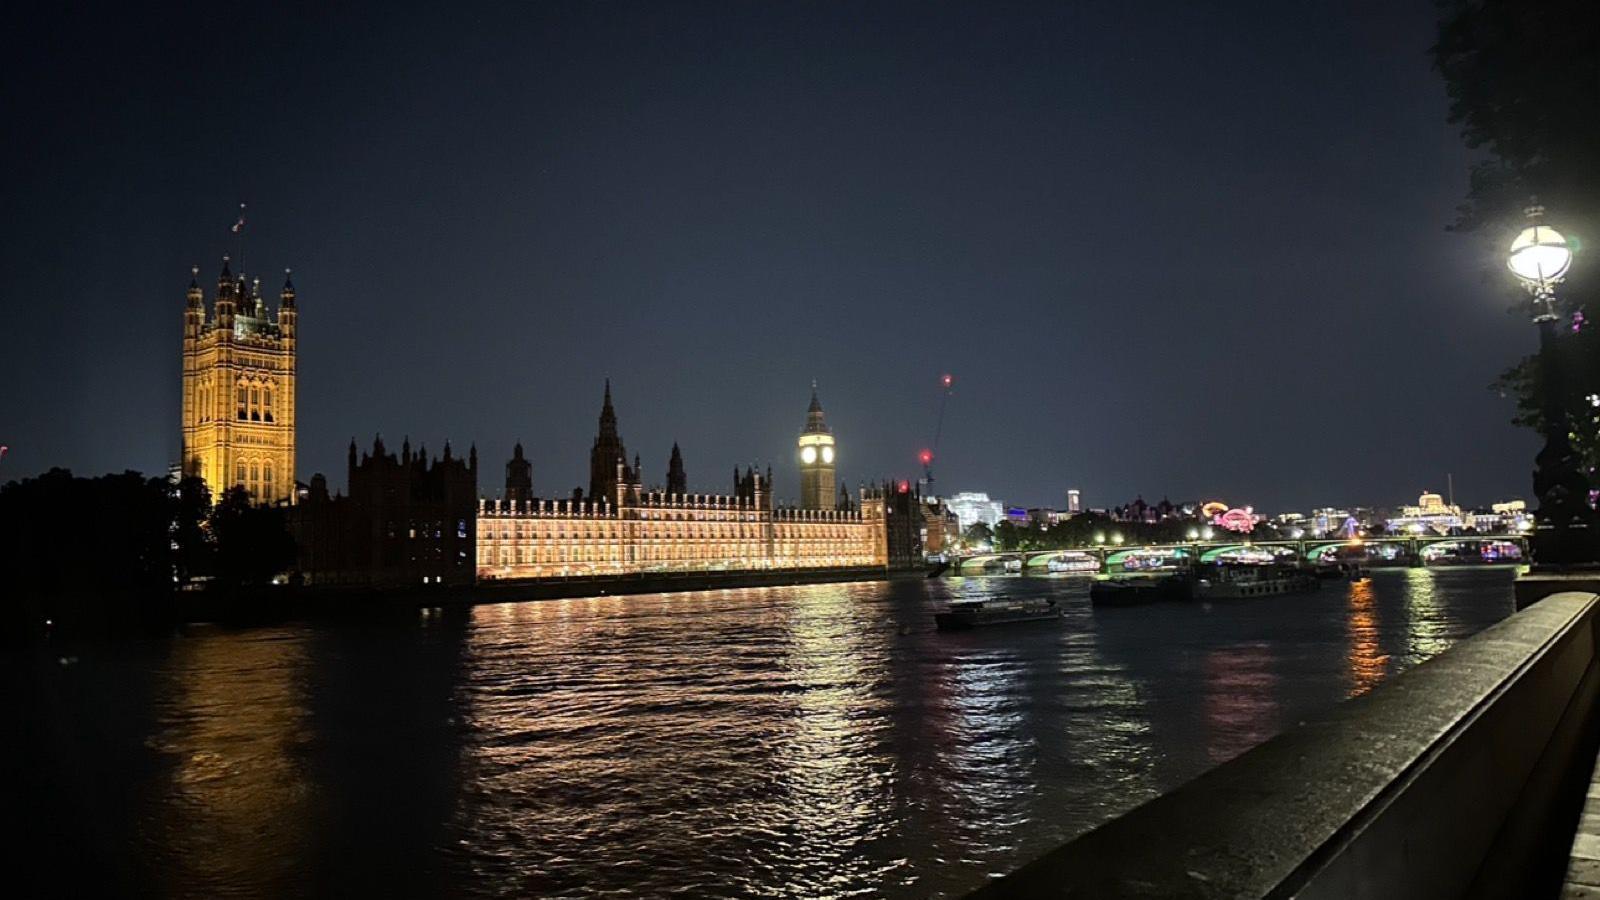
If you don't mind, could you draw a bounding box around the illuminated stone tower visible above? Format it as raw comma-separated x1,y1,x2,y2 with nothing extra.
180,258,297,505
797,383,835,510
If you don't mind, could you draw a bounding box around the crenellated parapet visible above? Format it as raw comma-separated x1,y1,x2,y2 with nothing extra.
479,497,613,517
772,506,867,524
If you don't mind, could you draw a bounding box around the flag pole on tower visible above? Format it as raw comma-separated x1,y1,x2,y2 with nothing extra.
231,202,247,273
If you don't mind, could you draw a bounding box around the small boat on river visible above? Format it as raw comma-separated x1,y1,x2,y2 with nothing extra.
1089,573,1192,606
1193,564,1318,600
935,597,1063,630
1091,563,1321,605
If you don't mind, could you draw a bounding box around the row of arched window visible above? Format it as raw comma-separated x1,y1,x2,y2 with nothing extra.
235,379,277,422
234,458,276,499
192,376,280,425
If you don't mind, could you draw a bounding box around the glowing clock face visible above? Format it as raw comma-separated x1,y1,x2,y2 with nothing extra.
801,446,818,464
821,446,834,464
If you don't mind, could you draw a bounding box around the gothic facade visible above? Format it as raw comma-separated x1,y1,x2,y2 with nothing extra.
477,384,889,580
291,436,479,586
180,257,297,505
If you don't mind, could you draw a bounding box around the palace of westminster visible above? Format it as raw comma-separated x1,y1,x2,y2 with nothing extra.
180,259,940,586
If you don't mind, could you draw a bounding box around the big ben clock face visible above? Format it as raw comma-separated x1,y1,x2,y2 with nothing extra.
801,446,818,464
821,446,834,464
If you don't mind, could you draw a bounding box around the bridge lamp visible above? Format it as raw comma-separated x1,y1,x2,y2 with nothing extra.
1203,526,1214,540
1093,532,1105,545
1186,528,1199,541
1112,533,1124,546
1506,205,1596,565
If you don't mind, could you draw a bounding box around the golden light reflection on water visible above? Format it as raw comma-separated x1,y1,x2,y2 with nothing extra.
1346,578,1389,698
451,584,909,895
144,629,314,897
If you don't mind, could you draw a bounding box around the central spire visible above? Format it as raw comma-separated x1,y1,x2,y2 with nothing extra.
804,381,829,434
598,378,618,438
589,379,627,502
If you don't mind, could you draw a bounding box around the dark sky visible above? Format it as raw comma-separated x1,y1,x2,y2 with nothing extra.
0,1,1538,512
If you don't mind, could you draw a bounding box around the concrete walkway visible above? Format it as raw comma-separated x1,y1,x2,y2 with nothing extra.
1565,748,1600,897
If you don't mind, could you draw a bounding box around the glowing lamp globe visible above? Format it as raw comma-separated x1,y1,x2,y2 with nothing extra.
1508,223,1572,288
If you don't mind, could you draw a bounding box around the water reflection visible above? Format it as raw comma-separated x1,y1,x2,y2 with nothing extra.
14,569,1521,899
1402,567,1452,660
773,585,898,893
1202,642,1280,764
143,629,316,898
1346,578,1388,697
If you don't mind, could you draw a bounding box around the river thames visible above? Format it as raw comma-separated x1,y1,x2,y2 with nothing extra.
14,568,1518,897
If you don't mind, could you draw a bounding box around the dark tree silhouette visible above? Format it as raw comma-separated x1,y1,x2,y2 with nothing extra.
1433,0,1600,474
1,470,294,634
208,486,296,588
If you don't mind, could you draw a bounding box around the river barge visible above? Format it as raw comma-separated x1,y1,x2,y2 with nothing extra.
1090,574,1192,606
935,597,1063,630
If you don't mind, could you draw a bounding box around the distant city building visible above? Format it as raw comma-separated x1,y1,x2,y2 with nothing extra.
476,384,891,579
180,258,297,505
883,481,928,569
1475,500,1531,533
1309,507,1353,535
920,498,962,557
1066,489,1081,514
1024,507,1075,527
1387,490,1465,534
1112,495,1179,524
1004,506,1030,525
946,492,1004,531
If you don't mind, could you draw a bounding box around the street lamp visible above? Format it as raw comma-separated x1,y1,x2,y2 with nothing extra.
1507,205,1594,565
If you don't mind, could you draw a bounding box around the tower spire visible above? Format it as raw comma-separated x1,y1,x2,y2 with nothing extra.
589,379,627,502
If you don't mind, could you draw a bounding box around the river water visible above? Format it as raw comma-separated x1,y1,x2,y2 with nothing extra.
13,567,1519,897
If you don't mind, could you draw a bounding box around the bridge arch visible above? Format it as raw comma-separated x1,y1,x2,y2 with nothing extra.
1022,549,1099,568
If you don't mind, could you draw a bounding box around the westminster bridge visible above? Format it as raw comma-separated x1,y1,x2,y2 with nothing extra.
943,533,1531,574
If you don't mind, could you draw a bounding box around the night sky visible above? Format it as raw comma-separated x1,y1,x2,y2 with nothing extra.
0,1,1538,512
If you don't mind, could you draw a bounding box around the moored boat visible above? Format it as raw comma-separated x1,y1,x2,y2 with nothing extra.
1089,573,1192,606
1193,563,1318,600
935,597,1063,630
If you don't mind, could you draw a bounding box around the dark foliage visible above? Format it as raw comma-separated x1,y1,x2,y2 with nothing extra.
208,486,297,588
0,470,293,634
1432,0,1600,471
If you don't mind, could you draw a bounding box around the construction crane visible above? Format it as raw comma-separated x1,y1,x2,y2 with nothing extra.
920,373,954,492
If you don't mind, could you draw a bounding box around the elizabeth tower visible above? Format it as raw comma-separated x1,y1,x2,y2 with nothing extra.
797,384,835,509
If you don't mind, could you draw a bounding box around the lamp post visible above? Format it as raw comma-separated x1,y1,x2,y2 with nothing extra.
1507,205,1594,565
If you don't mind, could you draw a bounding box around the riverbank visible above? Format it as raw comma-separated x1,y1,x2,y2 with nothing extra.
172,564,904,626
